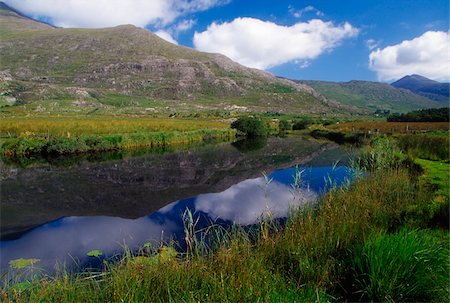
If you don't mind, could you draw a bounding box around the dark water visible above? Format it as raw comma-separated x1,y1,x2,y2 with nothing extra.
0,136,354,275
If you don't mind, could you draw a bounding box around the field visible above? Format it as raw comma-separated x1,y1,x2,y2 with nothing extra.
0,116,229,137
0,115,235,158
329,121,449,133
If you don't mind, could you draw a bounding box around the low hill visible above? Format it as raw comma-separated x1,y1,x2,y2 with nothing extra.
0,2,341,115
297,80,441,113
391,74,449,103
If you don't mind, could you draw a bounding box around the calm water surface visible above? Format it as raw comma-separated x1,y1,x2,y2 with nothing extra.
0,137,354,274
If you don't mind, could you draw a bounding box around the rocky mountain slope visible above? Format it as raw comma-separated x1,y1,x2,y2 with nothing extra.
391,74,449,103
298,79,442,113
0,2,341,114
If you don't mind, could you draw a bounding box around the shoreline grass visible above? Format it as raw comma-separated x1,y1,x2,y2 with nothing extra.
1,128,237,158
2,135,449,302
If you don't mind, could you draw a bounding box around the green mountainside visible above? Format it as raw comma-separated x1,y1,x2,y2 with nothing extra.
298,80,442,113
0,2,342,115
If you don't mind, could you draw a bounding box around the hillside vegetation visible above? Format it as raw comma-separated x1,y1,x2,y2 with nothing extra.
298,80,441,113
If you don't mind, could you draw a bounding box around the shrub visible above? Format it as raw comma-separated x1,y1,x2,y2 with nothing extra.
292,120,309,130
278,120,291,132
231,116,268,137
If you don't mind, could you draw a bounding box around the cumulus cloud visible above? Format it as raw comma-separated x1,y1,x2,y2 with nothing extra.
3,0,227,28
193,17,358,69
369,31,450,81
155,30,178,44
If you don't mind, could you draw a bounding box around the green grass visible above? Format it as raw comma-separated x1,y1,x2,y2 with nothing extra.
1,129,236,158
397,133,449,161
345,229,449,302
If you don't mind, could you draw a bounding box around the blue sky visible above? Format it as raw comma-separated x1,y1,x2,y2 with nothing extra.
5,0,450,82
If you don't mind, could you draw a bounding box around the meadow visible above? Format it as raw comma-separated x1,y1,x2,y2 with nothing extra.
0,115,235,157
329,121,449,134
2,131,449,302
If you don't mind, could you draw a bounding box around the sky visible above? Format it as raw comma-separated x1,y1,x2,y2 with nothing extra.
4,0,450,82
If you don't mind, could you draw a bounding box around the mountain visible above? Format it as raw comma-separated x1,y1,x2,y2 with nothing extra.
391,74,449,103
296,79,442,113
0,2,341,115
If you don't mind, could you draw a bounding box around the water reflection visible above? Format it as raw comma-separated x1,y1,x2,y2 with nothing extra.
0,166,353,275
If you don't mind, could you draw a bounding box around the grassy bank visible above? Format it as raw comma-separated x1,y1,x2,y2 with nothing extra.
2,135,448,302
0,116,236,158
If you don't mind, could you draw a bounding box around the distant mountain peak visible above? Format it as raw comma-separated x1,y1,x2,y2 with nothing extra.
395,74,439,85
391,74,449,103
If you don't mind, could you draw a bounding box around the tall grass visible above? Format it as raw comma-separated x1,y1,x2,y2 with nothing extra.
1,129,236,158
0,116,229,137
397,133,449,161
346,229,449,302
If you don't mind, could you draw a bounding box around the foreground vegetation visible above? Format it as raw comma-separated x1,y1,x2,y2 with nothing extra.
2,131,448,302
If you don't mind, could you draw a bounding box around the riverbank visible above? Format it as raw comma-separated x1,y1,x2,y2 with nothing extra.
2,133,448,302
0,115,236,158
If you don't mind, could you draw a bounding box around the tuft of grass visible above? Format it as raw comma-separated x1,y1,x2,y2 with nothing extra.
345,229,449,302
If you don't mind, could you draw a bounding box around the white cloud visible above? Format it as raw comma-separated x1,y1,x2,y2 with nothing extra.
366,39,378,50
3,0,227,28
195,177,316,225
155,30,178,44
175,19,197,32
289,5,324,18
369,31,450,81
193,17,358,69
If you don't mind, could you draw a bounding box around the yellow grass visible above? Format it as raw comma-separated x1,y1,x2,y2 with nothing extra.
0,116,229,137
330,122,449,134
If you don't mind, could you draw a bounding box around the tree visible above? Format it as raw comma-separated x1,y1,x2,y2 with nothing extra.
231,116,268,137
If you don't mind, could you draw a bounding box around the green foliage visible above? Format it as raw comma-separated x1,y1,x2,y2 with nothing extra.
346,229,449,302
86,250,103,257
278,120,291,132
9,258,40,269
1,129,236,157
388,107,450,122
397,133,449,161
356,136,407,171
292,119,310,130
231,116,268,137
310,129,367,145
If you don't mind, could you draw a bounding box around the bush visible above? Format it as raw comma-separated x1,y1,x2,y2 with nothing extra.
231,117,268,138
346,229,449,302
278,120,291,132
292,120,309,130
